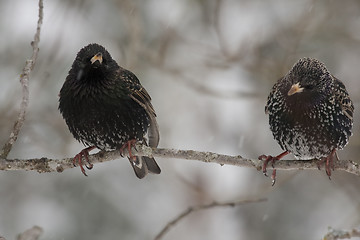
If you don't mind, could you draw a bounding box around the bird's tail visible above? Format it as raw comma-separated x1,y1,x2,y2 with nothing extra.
130,112,160,178
129,156,161,179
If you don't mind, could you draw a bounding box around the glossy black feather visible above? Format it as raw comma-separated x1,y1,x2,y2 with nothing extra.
59,43,160,178
265,57,354,160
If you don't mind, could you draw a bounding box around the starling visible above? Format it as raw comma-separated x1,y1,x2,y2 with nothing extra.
59,43,161,178
259,57,354,184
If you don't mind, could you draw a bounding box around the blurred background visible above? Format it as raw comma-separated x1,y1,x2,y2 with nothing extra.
0,0,360,239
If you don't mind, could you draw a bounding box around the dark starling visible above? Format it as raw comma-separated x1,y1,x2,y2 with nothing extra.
59,43,161,178
259,57,354,185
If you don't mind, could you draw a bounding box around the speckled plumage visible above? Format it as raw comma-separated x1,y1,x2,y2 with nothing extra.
260,57,354,183
59,43,160,178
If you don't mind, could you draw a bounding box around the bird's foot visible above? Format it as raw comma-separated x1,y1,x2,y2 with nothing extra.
258,151,289,186
73,146,96,176
120,139,138,160
317,148,337,180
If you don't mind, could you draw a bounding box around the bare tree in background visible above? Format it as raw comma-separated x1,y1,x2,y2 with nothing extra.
0,0,359,240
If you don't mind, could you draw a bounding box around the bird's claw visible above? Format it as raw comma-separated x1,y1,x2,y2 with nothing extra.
120,139,138,161
317,148,337,180
73,146,95,176
271,169,277,186
258,151,289,185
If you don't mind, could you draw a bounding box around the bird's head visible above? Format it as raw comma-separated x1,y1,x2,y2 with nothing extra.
283,57,334,105
72,43,118,83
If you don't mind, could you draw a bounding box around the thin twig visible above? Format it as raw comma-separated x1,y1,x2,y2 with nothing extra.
214,0,229,57
0,0,43,159
0,145,359,178
323,227,360,240
154,198,267,240
17,226,43,240
156,65,263,99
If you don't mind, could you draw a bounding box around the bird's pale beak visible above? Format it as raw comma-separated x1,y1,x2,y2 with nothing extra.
288,82,304,96
90,52,103,64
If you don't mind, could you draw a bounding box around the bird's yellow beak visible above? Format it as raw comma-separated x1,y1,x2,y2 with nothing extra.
90,52,103,64
288,82,304,96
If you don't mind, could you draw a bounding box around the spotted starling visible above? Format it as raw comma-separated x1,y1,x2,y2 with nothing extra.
259,57,354,185
59,43,161,178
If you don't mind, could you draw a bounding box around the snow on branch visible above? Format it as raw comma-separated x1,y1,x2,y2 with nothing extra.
0,144,359,178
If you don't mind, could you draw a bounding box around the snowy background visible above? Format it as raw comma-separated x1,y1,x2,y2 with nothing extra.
0,0,359,239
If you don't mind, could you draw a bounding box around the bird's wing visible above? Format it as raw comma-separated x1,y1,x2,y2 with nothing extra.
333,77,354,121
120,69,160,147
130,87,160,148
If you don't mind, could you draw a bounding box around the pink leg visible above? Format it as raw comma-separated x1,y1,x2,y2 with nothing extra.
258,151,289,186
119,139,137,160
317,148,337,180
73,146,96,176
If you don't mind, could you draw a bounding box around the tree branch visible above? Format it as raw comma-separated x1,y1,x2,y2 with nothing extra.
0,144,359,178
323,227,360,240
17,226,43,240
0,0,43,159
154,198,267,240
